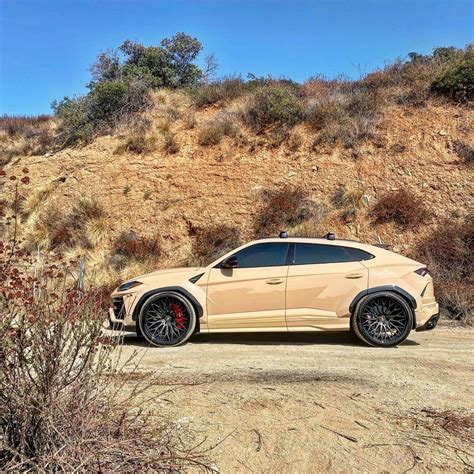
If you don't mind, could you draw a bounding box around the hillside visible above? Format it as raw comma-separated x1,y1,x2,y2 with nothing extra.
1,47,473,322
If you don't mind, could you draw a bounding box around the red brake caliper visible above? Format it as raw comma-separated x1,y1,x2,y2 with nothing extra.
171,303,185,330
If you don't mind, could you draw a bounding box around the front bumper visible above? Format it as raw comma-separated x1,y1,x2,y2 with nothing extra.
108,294,137,330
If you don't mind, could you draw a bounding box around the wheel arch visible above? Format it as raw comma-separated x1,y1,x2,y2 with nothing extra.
349,285,417,329
132,286,203,333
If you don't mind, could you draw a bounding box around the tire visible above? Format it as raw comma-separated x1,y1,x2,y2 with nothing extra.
138,291,196,347
352,292,414,347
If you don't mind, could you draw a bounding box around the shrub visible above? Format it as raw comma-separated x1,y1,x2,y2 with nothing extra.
370,189,428,228
88,81,130,123
110,230,161,268
191,76,246,107
0,245,207,471
53,96,94,146
53,80,151,147
198,112,238,146
306,87,382,148
431,59,474,103
190,224,241,266
411,218,473,323
453,139,474,164
254,188,324,237
244,85,303,132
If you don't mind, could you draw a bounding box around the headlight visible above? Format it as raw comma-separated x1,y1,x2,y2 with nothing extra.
117,280,143,292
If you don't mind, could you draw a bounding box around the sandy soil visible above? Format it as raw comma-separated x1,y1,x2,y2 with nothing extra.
116,321,474,473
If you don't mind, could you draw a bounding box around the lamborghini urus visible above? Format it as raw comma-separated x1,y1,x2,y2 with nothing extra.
109,232,439,347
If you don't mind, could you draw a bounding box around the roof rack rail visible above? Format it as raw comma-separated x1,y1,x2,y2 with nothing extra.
326,232,336,240
279,230,288,238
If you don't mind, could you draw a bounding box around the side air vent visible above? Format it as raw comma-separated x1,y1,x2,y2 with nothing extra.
189,273,204,284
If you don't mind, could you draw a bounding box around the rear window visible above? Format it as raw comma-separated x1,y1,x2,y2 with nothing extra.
294,244,351,265
294,244,374,265
343,247,374,261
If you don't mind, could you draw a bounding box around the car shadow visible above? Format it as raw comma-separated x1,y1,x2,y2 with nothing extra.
116,331,420,348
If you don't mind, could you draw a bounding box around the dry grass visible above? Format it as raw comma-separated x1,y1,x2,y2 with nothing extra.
0,114,51,136
115,130,157,154
370,189,429,228
25,196,108,251
198,111,239,146
21,183,56,218
333,183,366,209
162,131,180,154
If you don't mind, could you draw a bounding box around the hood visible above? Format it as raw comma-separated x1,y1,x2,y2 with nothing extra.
138,267,203,278
133,267,205,283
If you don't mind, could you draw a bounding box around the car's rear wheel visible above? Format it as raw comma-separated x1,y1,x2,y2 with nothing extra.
138,291,196,347
352,292,413,347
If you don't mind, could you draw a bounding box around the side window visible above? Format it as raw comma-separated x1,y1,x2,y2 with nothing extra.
294,244,351,265
231,243,290,268
343,247,374,261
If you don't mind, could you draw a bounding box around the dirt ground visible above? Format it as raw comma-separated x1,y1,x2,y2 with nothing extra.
117,321,474,473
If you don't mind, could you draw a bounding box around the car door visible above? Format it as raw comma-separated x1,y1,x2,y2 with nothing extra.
285,243,370,330
206,242,290,331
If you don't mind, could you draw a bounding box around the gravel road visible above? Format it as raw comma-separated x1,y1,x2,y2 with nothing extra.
117,322,474,472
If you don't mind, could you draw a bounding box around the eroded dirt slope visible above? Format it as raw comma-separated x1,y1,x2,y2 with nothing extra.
2,100,473,271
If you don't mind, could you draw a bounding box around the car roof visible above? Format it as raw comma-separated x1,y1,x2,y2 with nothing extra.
249,237,393,257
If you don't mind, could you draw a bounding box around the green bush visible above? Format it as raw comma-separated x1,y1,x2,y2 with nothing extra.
89,81,129,123
53,96,94,146
244,85,303,132
431,59,474,103
91,33,204,89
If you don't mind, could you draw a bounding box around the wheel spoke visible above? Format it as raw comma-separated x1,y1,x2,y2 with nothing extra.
142,296,191,344
359,296,409,344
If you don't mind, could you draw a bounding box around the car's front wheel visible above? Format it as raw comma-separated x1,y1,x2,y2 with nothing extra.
352,292,414,347
138,291,196,347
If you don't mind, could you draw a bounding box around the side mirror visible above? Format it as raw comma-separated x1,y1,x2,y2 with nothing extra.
221,255,238,269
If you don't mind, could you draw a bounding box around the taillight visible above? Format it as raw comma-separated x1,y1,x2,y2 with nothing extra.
415,268,430,277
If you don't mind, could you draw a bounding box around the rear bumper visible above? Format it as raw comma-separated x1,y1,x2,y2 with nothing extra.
415,313,440,332
415,300,439,328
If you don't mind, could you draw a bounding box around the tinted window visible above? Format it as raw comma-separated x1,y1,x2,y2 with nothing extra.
231,243,290,268
344,247,374,261
294,244,351,265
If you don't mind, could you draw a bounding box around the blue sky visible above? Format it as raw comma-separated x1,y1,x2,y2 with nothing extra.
0,0,472,115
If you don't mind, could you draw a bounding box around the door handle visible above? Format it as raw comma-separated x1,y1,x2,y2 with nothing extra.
346,273,364,279
266,278,284,285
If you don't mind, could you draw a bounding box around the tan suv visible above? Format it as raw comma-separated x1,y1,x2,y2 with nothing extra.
109,233,439,348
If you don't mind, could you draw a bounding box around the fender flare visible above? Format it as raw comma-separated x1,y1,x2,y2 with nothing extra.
349,285,417,328
132,287,204,330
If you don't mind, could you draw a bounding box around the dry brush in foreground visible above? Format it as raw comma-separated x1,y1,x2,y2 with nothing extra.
0,238,210,471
